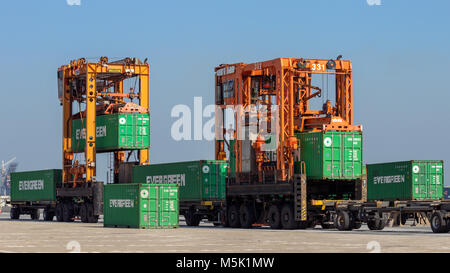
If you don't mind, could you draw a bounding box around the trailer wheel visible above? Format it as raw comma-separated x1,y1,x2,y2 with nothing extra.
280,204,296,229
43,208,54,221
367,219,378,230
268,205,281,229
56,203,63,222
62,202,74,222
10,207,20,220
431,212,449,233
368,218,386,230
31,209,40,220
335,211,352,231
239,204,255,228
228,204,241,228
185,208,201,226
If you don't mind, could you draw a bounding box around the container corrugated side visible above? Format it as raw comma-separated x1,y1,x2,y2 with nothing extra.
104,183,178,229
72,113,150,153
296,131,362,180
10,169,62,202
103,183,140,228
367,160,443,201
132,160,227,202
147,184,179,228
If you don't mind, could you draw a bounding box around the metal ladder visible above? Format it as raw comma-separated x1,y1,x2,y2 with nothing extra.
294,161,307,221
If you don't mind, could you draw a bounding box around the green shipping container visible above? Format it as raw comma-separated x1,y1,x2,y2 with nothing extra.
132,160,228,202
10,169,62,202
104,183,178,229
296,131,363,180
72,113,150,153
367,160,444,201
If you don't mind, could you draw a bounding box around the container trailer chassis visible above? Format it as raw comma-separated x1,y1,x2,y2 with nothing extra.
180,201,225,226
222,174,450,233
332,200,450,233
9,181,103,223
221,174,364,229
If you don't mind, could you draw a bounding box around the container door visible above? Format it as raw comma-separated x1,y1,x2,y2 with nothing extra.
119,113,139,149
147,185,159,227
427,162,443,200
323,133,335,178
343,132,362,179
159,185,179,227
209,162,226,200
325,132,342,178
139,186,154,228
203,163,220,200
412,162,429,200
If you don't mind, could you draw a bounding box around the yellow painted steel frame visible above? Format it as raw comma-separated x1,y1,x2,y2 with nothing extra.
60,57,149,185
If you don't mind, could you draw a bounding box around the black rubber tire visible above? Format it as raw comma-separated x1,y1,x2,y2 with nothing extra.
335,211,352,231
368,217,386,230
86,203,99,223
62,202,74,222
10,207,20,220
431,212,448,233
185,208,201,226
43,208,54,221
30,209,40,220
239,204,255,229
280,204,296,230
267,205,281,229
367,219,379,230
80,204,89,223
56,203,64,222
228,204,241,228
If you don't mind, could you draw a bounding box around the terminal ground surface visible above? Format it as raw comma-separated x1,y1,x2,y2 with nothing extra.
0,212,449,253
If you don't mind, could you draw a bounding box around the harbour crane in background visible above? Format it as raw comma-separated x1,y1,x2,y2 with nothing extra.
1,157,18,196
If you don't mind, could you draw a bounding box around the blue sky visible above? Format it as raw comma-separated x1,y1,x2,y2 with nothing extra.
0,0,449,184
